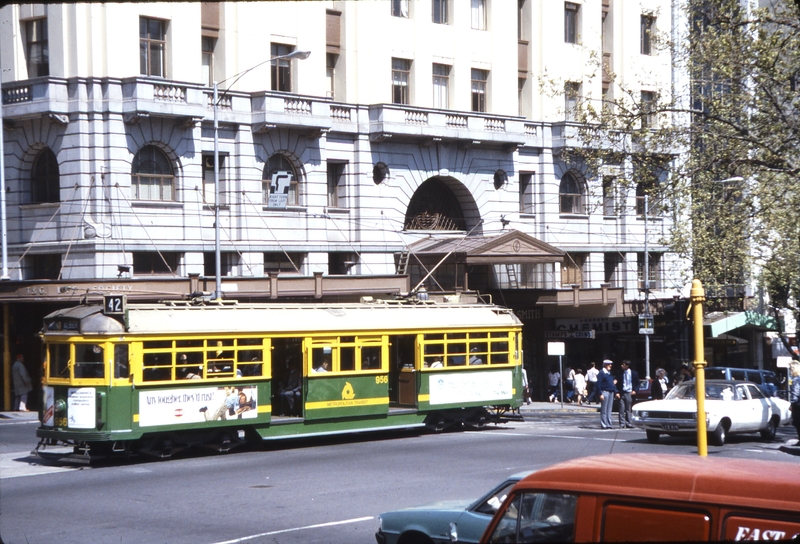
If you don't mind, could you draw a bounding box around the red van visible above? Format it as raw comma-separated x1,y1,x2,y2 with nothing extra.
480,453,800,542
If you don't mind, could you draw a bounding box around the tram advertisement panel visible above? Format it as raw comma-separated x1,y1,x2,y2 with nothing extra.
138,386,258,427
428,370,513,405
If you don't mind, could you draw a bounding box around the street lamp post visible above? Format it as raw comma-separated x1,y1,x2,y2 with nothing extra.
211,49,310,300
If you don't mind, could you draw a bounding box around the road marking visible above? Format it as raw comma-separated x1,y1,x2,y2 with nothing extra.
0,451,79,479
210,516,375,544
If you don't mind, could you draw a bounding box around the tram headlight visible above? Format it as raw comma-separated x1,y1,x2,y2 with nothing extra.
54,399,67,416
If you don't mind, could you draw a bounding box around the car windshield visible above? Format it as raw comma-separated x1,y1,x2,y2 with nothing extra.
474,481,518,515
666,383,741,401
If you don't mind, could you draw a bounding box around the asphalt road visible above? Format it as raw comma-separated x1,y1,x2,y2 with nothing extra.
1,412,798,544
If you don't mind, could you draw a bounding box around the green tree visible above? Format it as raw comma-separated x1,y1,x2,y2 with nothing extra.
569,0,800,349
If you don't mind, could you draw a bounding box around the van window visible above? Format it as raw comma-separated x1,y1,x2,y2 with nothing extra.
746,370,762,384
487,492,577,543
730,369,746,380
602,503,711,541
705,368,726,380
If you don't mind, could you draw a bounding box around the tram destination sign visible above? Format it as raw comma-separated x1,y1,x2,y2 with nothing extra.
545,330,596,339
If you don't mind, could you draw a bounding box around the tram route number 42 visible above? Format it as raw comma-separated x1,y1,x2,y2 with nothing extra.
104,295,127,316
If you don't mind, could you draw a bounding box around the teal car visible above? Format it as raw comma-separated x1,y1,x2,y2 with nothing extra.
375,472,533,544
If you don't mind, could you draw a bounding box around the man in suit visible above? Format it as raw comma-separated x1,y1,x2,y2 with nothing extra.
616,359,639,428
597,359,617,429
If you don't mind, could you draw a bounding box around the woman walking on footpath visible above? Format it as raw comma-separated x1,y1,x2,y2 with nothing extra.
548,366,561,402
573,368,587,406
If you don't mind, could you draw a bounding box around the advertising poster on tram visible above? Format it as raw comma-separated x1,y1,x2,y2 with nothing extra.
428,370,512,405
139,385,258,427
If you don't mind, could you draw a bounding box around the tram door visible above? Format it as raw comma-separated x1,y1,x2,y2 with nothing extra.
271,338,303,417
389,335,416,407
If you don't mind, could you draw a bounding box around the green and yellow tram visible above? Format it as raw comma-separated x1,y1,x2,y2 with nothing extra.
34,298,523,462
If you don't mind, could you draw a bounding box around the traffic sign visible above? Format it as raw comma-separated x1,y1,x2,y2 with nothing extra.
639,313,654,335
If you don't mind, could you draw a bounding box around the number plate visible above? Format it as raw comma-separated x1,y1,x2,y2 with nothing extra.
662,423,680,431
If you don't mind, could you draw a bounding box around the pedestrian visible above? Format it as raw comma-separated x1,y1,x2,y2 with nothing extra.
548,366,561,403
597,359,617,429
565,366,576,403
672,363,691,387
789,361,800,441
522,366,532,405
651,368,669,400
573,368,587,406
12,354,33,412
585,361,599,404
615,359,639,428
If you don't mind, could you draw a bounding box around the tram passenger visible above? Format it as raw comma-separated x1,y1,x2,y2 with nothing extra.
430,356,443,368
313,351,331,373
179,354,202,379
468,347,484,365
279,364,302,416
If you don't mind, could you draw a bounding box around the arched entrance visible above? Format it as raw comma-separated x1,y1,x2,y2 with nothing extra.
404,177,479,232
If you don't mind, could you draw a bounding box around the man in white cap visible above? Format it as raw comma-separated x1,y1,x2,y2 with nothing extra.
597,359,617,429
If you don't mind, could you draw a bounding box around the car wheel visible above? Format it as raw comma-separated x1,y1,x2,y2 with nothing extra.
710,422,727,446
760,417,778,440
646,430,660,443
399,532,434,544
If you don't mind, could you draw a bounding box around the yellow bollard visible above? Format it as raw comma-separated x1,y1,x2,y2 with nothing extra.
690,279,707,457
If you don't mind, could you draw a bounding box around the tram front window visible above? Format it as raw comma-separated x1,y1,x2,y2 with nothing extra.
114,344,130,379
48,343,69,378
75,344,105,378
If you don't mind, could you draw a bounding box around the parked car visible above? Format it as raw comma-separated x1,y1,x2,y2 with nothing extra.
376,471,533,544
704,366,779,397
479,454,800,543
632,379,792,445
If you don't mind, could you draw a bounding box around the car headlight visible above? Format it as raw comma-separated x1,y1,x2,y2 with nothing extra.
378,516,383,531
450,522,458,542
639,411,649,418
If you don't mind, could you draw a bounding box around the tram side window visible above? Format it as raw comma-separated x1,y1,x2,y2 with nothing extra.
449,342,467,366
361,345,381,370
424,343,444,368
114,344,130,379
75,344,105,378
143,352,172,381
311,347,332,373
237,337,265,377
207,338,236,377
48,343,70,378
340,345,355,371
490,339,509,364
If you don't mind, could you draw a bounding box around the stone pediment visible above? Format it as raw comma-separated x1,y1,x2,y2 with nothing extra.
407,230,564,265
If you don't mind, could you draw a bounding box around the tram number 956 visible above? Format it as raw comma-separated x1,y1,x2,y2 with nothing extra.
375,375,388,384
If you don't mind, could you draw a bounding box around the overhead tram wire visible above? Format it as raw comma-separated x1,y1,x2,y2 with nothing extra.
113,184,179,277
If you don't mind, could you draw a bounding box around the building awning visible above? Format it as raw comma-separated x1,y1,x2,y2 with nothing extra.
704,311,782,337
406,229,564,265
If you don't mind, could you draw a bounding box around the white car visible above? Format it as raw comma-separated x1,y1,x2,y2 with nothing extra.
632,379,792,446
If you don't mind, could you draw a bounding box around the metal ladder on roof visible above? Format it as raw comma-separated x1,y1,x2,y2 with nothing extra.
505,264,519,289
396,250,410,275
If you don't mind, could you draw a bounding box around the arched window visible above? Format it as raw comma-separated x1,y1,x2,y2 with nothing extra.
263,154,299,207
559,172,584,214
31,148,60,203
131,145,174,201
